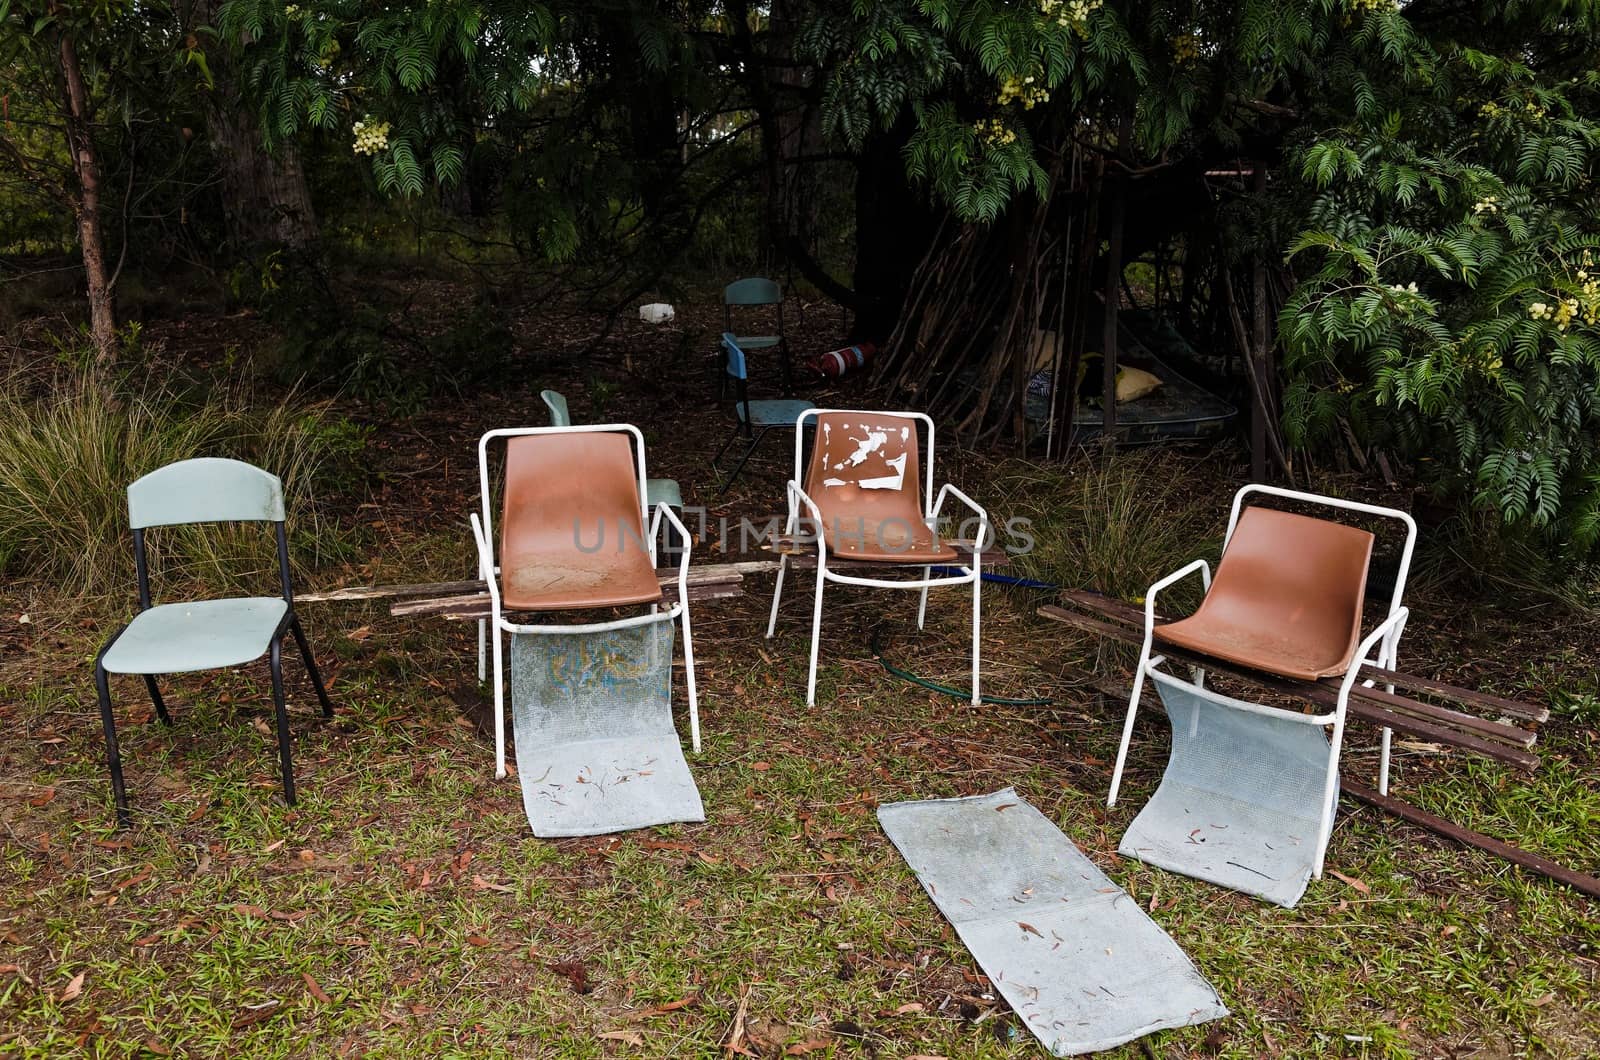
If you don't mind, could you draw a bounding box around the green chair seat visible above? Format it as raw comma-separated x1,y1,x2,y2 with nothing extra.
102,598,288,675
732,334,781,350
647,478,683,510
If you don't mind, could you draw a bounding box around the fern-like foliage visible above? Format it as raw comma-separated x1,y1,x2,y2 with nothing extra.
1280,1,1600,555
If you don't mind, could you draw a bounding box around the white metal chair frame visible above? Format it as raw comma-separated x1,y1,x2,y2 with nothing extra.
469,425,700,780
766,409,992,707
1106,484,1418,879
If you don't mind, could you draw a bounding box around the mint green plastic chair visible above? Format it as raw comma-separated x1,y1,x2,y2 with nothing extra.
94,458,333,828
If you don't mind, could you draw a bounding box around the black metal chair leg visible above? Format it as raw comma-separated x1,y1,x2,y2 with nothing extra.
717,429,769,496
143,675,172,725
288,616,334,718
96,665,132,830
710,422,744,471
268,639,296,806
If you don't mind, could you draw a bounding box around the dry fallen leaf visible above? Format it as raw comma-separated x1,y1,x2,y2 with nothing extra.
347,626,373,642
302,972,332,1004
750,761,771,772
28,788,55,808
1328,870,1371,895
599,1029,644,1046
465,934,494,947
628,995,698,1020
1017,922,1042,938
785,1041,833,1055
59,971,85,1003
895,1002,924,1014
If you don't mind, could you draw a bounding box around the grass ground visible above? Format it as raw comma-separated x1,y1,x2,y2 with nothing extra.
2,280,1598,1058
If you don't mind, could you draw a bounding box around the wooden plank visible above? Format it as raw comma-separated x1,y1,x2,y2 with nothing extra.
393,574,743,620
1054,589,1549,724
765,536,1010,569
1036,605,1539,770
300,579,485,604
1343,779,1600,900
1358,665,1550,724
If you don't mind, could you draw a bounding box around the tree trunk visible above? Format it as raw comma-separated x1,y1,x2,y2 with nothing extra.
204,104,318,250
56,29,116,366
851,123,937,343
195,0,318,250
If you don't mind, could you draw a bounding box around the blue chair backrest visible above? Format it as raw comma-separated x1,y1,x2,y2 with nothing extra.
723,277,781,306
721,333,748,381
127,458,285,529
541,389,572,427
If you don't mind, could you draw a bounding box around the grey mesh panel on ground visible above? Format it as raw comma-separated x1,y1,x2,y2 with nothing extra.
1118,669,1334,908
877,789,1228,1056
509,621,704,838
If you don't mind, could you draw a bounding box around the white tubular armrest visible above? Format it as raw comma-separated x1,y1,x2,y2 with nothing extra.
1335,607,1411,709
931,483,991,551
658,503,694,585
1143,558,1212,636
468,513,502,612
787,480,826,556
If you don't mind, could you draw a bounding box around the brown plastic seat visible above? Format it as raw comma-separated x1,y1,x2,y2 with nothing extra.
498,432,662,611
803,412,959,563
1152,506,1374,681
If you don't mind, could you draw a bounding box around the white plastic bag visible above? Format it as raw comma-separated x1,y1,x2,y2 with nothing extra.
638,303,675,324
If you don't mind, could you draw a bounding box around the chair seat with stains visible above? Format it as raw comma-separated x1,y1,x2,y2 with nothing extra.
1152,506,1374,681
498,432,662,612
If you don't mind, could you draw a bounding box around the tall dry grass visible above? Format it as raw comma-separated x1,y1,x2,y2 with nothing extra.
993,447,1220,603
0,367,366,601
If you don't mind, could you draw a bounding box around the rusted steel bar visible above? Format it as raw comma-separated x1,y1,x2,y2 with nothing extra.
1055,588,1549,723
1037,605,1539,770
1342,779,1600,900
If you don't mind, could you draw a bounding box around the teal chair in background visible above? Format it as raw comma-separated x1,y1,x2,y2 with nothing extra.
94,458,333,828
712,333,815,494
722,277,792,394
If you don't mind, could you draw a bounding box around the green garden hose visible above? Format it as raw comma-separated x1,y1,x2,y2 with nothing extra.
869,629,1054,706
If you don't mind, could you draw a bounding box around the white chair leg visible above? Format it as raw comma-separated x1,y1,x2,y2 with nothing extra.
491,623,507,779
477,619,486,683
1312,716,1348,879
681,607,701,754
766,554,788,638
476,556,487,683
806,571,826,707
1378,727,1392,796
1106,651,1151,806
917,566,930,630
969,571,981,705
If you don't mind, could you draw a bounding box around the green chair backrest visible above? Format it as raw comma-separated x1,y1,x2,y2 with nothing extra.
723,277,781,306
541,389,572,427
127,458,285,529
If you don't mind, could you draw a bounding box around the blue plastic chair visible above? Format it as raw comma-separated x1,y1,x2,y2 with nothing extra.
712,333,815,494
722,277,792,393
94,458,333,828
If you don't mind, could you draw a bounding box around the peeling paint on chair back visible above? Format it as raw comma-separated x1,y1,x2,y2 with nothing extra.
126,457,285,529
803,412,954,562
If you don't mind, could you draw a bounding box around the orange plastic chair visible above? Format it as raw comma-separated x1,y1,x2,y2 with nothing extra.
766,409,990,705
471,426,699,777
